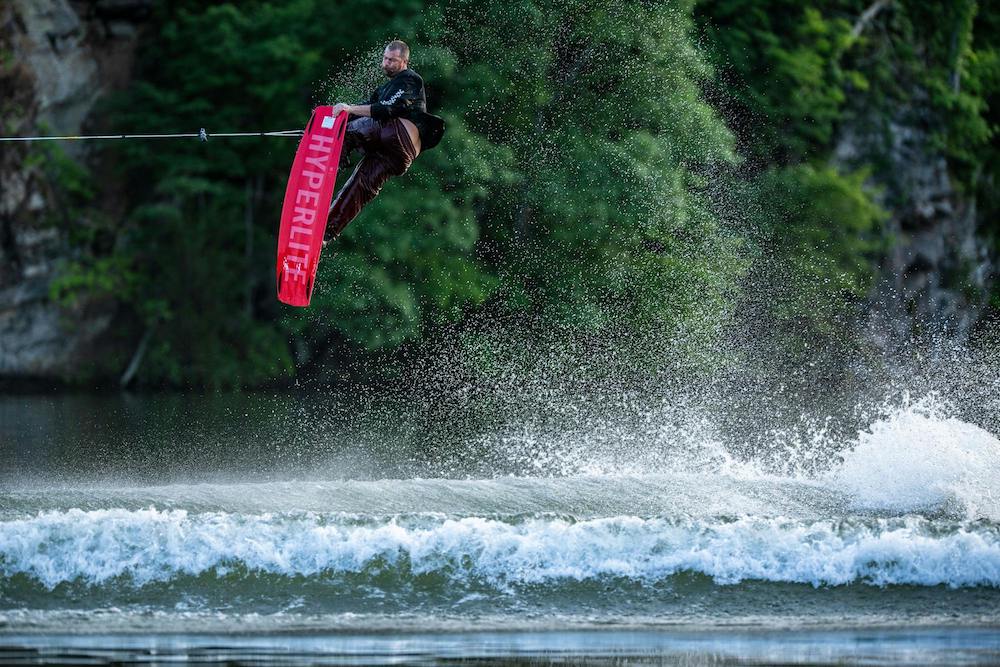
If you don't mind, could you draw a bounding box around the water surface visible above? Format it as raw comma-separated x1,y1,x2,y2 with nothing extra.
2,392,999,664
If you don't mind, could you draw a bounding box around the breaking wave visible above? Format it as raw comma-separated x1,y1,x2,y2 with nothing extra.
2,508,998,591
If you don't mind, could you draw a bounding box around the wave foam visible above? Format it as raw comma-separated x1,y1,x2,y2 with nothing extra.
2,508,998,590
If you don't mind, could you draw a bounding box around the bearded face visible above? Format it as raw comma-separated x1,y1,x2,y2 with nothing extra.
382,48,406,77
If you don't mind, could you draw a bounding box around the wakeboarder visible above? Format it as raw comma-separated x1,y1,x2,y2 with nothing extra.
324,40,445,245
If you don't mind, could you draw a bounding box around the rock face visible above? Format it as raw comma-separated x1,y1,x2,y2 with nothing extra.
0,0,149,381
834,90,993,351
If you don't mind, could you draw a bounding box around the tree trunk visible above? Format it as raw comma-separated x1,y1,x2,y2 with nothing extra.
851,0,891,40
120,327,154,388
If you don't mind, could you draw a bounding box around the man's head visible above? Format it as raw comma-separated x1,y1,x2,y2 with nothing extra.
382,40,410,77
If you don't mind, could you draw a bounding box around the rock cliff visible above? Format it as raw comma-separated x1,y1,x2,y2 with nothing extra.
834,86,993,352
0,0,149,381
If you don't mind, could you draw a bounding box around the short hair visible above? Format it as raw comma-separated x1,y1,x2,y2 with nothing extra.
386,39,410,61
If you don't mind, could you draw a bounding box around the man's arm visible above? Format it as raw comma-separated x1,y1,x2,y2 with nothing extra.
334,74,421,120
333,103,370,117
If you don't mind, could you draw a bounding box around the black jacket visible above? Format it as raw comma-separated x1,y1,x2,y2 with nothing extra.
363,69,445,150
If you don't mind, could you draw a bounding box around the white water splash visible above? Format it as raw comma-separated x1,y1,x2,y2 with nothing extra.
2,508,998,590
472,392,1000,520
826,395,1000,519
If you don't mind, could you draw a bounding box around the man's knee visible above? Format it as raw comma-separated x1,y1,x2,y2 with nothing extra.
344,118,378,146
341,118,381,169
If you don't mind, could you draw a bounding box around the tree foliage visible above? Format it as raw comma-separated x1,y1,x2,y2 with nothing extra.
70,0,748,387
44,0,999,386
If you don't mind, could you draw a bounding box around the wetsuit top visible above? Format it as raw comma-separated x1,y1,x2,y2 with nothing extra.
362,68,445,150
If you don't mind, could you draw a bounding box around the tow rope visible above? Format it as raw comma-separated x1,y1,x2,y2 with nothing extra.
0,129,303,142
3,112,342,311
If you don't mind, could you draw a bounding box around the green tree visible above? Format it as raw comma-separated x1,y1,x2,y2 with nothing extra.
696,0,857,166
99,0,502,386
442,0,744,337
737,164,884,340
78,0,750,387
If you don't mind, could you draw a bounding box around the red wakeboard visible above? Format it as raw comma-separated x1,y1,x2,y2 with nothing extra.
276,106,349,306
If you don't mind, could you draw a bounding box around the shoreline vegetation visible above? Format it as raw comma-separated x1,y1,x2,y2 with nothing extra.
2,0,997,391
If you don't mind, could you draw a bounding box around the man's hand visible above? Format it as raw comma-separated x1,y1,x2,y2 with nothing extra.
331,103,352,117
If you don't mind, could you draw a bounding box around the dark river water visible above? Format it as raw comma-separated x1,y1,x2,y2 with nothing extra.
1,391,998,665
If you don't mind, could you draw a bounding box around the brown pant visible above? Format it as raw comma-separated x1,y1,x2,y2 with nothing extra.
324,117,418,242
